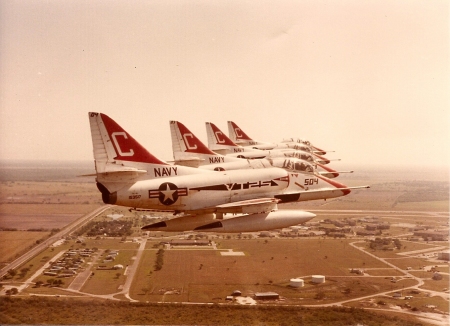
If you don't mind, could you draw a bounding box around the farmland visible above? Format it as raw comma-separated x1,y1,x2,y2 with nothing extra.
0,161,448,325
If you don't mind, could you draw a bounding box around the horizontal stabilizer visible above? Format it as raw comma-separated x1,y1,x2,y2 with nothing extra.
95,167,148,193
80,166,147,179
173,158,206,168
102,166,147,174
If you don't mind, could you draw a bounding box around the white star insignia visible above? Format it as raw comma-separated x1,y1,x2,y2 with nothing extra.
161,184,176,202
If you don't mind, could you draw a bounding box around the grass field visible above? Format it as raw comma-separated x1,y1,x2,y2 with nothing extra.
417,274,450,292
127,238,403,304
81,248,140,295
0,164,448,325
346,294,449,314
363,241,448,259
0,231,50,264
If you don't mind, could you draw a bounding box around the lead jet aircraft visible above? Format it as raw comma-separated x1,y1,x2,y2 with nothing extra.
88,113,368,232
228,120,328,155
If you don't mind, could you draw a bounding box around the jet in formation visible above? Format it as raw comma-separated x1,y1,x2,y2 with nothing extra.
88,112,369,233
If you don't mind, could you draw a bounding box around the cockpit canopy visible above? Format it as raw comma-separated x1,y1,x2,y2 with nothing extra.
281,138,311,146
283,151,315,162
286,144,311,152
269,158,315,173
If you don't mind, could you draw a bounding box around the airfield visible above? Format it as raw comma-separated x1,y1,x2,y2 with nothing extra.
0,162,449,325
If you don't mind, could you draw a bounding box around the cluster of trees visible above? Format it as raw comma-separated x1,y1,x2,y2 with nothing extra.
0,297,424,325
369,237,402,250
35,279,64,287
4,288,18,295
154,249,164,271
3,266,31,280
75,220,133,237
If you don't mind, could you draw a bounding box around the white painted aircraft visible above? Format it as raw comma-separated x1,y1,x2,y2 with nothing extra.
170,120,348,178
170,120,316,174
205,121,350,178
228,120,328,155
206,121,326,162
88,112,368,232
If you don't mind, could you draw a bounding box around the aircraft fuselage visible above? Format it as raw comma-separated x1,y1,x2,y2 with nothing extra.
99,167,349,212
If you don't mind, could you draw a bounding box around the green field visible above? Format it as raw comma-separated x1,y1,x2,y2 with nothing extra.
0,231,50,265
127,238,405,304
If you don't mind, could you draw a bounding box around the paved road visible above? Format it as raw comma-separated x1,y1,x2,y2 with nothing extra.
303,240,449,325
119,238,147,301
0,205,110,279
68,249,104,291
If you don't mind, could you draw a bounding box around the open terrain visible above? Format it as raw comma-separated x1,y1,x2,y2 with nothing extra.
0,161,448,325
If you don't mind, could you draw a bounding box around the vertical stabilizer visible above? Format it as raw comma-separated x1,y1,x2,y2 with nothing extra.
171,121,239,167
206,122,240,151
227,121,253,144
90,112,167,166
170,121,216,157
88,112,169,193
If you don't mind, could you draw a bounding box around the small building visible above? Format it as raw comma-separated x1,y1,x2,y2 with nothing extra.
356,230,377,236
377,223,390,230
312,275,325,284
258,231,275,238
254,292,279,300
413,231,448,241
231,290,242,297
350,269,364,275
438,251,450,261
365,224,377,231
290,278,304,288
169,239,210,246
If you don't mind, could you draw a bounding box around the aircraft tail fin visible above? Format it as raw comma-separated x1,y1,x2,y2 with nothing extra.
206,122,241,151
89,112,168,192
227,121,254,144
170,121,219,167
90,112,167,168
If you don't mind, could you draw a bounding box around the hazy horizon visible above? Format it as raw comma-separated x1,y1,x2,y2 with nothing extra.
0,158,448,170
1,1,449,169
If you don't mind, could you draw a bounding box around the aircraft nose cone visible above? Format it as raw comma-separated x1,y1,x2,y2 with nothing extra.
314,154,330,164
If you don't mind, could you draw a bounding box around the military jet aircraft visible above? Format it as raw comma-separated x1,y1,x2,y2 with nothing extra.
171,120,342,177
88,113,368,232
206,122,329,162
228,120,328,155
205,121,351,177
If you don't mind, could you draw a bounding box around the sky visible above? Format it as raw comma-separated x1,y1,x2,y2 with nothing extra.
1,0,449,170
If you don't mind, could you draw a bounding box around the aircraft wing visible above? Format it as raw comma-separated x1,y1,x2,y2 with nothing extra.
318,170,354,178
275,185,370,203
215,198,279,214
